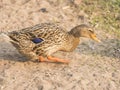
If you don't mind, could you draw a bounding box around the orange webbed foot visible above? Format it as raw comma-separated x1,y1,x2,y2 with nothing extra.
39,56,46,62
39,56,69,64
47,56,69,64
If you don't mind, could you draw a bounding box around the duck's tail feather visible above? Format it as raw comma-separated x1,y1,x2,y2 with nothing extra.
0,32,12,41
0,32,20,48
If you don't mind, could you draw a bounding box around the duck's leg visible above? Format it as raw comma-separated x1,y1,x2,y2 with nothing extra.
39,56,69,64
47,56,69,64
39,56,46,62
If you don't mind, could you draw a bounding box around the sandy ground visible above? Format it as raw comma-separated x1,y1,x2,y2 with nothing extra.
0,0,120,90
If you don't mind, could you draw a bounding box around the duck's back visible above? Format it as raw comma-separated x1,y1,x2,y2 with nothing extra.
9,23,66,42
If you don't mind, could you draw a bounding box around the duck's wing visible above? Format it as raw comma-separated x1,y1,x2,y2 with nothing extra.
8,23,65,49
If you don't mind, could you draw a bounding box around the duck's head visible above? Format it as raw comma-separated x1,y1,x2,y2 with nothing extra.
68,24,101,42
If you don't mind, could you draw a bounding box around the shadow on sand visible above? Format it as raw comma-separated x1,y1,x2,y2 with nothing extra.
77,38,120,59
0,41,27,62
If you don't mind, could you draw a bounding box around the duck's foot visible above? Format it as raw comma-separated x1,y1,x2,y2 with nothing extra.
38,56,69,64
39,56,46,62
47,56,69,64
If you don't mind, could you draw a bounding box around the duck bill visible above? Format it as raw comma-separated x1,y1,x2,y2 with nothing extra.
92,36,101,42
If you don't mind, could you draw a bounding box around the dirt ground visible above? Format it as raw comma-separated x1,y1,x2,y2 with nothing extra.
0,0,120,90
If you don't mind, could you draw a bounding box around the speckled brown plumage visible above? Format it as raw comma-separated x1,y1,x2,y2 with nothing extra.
7,23,101,63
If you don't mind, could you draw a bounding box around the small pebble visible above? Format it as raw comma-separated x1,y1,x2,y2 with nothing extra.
40,8,48,13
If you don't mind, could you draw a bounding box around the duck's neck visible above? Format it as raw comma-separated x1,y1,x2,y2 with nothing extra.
68,29,81,38
63,32,80,52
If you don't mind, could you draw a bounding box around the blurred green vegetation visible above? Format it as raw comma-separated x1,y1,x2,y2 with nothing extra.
79,0,120,37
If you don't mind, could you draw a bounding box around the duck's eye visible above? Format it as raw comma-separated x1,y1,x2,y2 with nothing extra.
89,29,93,33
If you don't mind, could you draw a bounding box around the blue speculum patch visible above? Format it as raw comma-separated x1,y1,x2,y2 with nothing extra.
32,38,43,44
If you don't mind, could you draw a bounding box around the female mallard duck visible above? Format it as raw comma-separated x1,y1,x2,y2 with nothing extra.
7,23,101,63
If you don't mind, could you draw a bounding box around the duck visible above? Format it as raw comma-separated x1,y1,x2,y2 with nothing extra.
5,23,101,63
